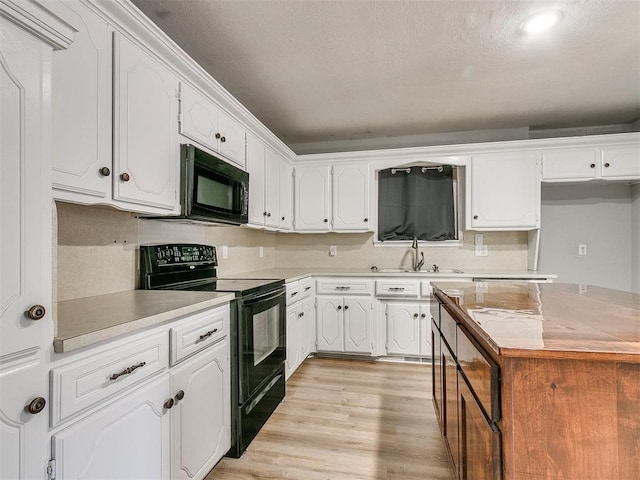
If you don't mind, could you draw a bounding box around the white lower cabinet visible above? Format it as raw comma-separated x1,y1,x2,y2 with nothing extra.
385,303,430,356
316,296,373,354
285,303,301,379
285,279,315,380
52,373,171,479
170,340,230,480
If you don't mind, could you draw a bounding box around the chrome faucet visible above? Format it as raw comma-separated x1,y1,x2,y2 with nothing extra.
412,237,424,272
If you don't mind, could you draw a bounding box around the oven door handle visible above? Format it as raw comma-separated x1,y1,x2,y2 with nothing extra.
242,287,286,306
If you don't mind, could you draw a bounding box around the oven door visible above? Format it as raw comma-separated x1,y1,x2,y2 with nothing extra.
237,287,286,403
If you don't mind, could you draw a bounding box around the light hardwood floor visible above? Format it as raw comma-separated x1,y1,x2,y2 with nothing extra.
207,357,454,480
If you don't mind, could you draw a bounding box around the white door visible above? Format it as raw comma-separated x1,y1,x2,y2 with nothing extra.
279,160,294,231
470,152,540,229
264,147,280,228
113,32,179,211
246,133,266,225
343,297,372,354
179,82,219,154
294,165,331,231
419,305,431,356
171,341,230,480
332,164,370,230
601,145,640,179
217,109,246,168
52,374,171,480
541,148,599,181
316,297,343,352
386,303,420,356
1,19,54,479
301,297,316,359
285,304,300,380
51,0,112,201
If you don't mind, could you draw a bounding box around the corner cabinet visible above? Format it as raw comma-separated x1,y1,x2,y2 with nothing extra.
466,151,541,230
294,163,371,232
0,5,72,479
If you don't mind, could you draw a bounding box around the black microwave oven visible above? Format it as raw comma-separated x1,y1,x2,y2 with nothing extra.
179,144,249,225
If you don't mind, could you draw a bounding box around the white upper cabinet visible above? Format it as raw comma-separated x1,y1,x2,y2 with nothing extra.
113,32,179,211
332,164,370,231
52,0,112,201
295,165,332,231
178,82,246,168
467,151,541,230
247,133,292,229
542,143,640,182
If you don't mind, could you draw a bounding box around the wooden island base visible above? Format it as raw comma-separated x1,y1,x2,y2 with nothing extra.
431,282,640,480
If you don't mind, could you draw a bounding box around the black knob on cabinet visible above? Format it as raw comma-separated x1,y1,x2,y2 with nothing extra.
323,219,328,223
421,313,426,318
413,313,419,318
364,218,368,222
220,136,226,143
282,216,285,221
164,398,174,410
120,172,130,182
264,211,268,216
604,162,610,168
344,305,349,310
590,163,596,168
337,305,342,310
25,304,46,320
267,212,271,217
26,397,46,415
99,167,111,176
175,390,185,402
473,215,478,220
215,133,221,139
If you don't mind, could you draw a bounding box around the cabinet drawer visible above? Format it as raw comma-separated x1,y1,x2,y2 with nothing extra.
440,306,457,355
286,281,301,304
51,330,168,427
299,277,313,299
316,278,371,295
457,325,500,422
170,306,229,365
375,279,419,298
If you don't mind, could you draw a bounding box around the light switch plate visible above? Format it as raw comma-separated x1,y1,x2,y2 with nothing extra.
329,245,337,257
474,233,484,245
475,245,488,257
259,246,264,258
222,245,228,259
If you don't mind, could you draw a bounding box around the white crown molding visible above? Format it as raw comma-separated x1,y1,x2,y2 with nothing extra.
0,0,75,49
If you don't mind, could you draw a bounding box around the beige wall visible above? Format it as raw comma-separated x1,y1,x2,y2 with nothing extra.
56,203,528,301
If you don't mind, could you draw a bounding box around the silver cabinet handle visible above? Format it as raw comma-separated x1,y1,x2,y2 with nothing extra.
109,361,146,381
198,328,218,341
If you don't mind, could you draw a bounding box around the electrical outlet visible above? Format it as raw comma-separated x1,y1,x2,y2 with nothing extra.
259,246,264,258
578,244,587,256
222,245,228,259
329,245,337,257
474,233,484,245
475,245,488,257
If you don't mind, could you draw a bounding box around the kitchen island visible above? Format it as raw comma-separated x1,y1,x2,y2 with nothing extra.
431,282,639,480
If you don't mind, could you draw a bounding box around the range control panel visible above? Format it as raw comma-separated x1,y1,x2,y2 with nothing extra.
141,244,217,267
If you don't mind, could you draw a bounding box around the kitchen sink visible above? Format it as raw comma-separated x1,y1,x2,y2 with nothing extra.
376,268,464,274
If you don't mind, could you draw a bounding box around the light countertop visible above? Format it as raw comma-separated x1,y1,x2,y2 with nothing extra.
55,290,235,353
433,282,640,362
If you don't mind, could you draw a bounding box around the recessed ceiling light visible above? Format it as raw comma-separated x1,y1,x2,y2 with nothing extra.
521,11,563,33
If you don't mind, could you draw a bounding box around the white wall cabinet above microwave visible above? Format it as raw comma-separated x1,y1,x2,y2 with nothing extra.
541,144,640,182
294,163,371,232
178,82,246,169
466,151,541,230
51,2,180,215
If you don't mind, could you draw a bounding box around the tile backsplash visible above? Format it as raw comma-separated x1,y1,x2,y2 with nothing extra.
56,202,528,301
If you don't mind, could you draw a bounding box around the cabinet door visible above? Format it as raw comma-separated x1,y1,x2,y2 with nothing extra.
1,20,53,479
442,340,459,474
179,82,219,154
332,163,370,230
246,133,266,225
458,374,502,480
113,32,179,211
217,109,246,168
541,148,599,181
171,341,230,480
264,147,280,228
386,303,420,356
316,297,343,352
601,144,640,179
294,165,331,231
301,296,316,358
52,0,112,201
469,152,540,229
285,304,300,380
420,305,431,356
431,320,443,431
279,159,294,230
343,297,372,354
53,374,171,480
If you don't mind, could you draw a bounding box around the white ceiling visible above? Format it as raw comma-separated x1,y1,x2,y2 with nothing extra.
131,0,640,154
